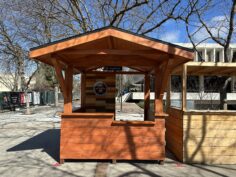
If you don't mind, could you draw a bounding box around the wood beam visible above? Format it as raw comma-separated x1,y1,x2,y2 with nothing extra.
64,65,73,113
128,66,148,73
51,58,67,98
213,67,236,75
182,64,187,111
144,74,150,120
85,66,102,72
107,29,194,60
107,36,114,49
71,55,159,67
188,67,210,75
59,49,165,56
154,59,170,116
87,71,144,75
166,76,171,110
52,54,80,73
80,72,86,109
29,28,194,60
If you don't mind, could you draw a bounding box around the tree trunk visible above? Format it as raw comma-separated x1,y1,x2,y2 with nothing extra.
219,77,231,110
25,91,31,115
54,85,59,107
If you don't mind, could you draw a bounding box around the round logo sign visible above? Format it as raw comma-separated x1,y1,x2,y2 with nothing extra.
93,81,107,96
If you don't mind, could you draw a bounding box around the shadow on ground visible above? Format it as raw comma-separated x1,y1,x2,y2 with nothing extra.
7,129,60,162
5,129,236,177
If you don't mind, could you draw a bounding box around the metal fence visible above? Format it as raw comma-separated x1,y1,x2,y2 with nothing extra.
0,91,56,111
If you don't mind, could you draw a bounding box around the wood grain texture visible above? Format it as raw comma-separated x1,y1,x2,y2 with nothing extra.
183,112,236,164
167,108,236,164
60,114,165,161
84,73,116,113
166,107,183,161
29,28,194,60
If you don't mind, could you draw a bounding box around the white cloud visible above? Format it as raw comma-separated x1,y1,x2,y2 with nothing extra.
159,31,180,43
192,15,229,43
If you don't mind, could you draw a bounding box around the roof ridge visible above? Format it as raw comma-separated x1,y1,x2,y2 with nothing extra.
30,26,193,52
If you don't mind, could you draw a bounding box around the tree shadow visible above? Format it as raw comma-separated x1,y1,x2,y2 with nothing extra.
7,129,60,162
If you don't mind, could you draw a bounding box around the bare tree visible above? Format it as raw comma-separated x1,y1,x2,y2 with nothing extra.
0,0,235,111
0,18,26,91
181,0,236,62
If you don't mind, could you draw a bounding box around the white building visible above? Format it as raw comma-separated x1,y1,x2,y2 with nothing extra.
129,43,236,110
177,43,236,63
176,43,236,93
0,74,36,92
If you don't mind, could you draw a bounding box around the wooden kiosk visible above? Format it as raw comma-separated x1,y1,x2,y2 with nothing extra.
29,27,193,163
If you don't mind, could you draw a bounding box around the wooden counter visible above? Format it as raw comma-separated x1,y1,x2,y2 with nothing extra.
60,112,165,163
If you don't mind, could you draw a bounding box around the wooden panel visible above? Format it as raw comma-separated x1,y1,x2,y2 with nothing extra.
60,114,165,161
183,155,236,164
183,121,236,129
84,73,116,112
184,137,236,147
183,113,236,164
186,146,236,156
184,129,236,138
166,107,183,161
61,151,165,160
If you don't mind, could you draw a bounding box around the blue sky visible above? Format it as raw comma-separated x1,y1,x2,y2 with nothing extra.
152,0,235,44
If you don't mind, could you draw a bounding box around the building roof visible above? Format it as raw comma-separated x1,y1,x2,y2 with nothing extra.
173,62,236,76
30,26,193,52
29,26,194,73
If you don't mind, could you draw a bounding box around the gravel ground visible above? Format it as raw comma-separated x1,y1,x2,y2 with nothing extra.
0,105,235,177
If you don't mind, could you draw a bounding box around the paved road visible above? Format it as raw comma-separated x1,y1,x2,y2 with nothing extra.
0,106,235,177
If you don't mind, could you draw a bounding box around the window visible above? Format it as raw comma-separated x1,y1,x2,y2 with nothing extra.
187,76,199,92
215,51,220,62
197,51,203,61
204,76,230,92
207,51,212,62
232,52,236,62
171,75,181,92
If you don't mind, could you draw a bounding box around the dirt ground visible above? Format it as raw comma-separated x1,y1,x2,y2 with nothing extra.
0,105,235,177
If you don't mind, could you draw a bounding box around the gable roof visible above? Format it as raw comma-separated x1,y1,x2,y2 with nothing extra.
29,26,193,60
30,26,193,52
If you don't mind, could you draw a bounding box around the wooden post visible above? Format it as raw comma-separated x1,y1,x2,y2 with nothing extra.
154,72,164,115
182,64,187,111
154,60,170,116
166,76,171,110
64,65,73,113
80,73,86,109
144,73,150,120
51,58,67,98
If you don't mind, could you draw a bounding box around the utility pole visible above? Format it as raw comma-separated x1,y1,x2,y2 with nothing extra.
120,74,122,112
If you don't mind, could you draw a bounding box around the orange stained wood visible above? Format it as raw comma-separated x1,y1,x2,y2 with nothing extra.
154,59,170,115
29,26,193,116
144,74,150,120
60,114,165,160
64,65,73,113
30,28,193,60
29,27,193,75
51,58,67,98
80,73,86,109
28,27,194,162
